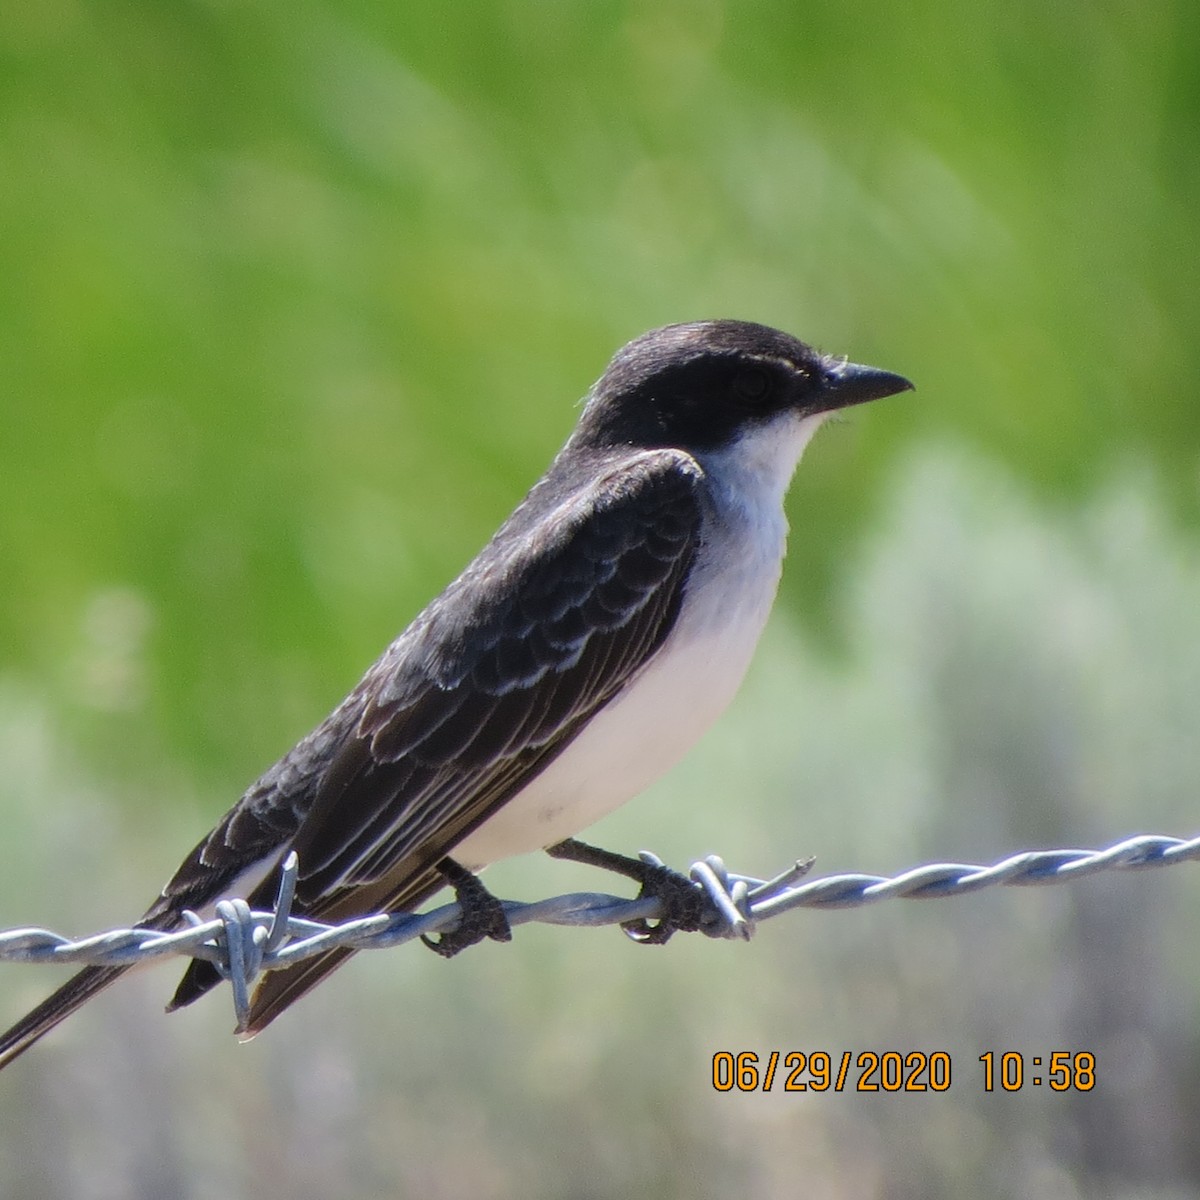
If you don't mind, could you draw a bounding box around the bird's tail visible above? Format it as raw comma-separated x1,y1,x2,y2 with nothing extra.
235,861,451,1037
0,964,133,1070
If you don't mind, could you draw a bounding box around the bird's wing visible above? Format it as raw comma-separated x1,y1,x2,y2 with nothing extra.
281,447,704,906
171,447,706,1025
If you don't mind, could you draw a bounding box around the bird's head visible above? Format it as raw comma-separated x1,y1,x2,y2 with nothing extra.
573,320,913,455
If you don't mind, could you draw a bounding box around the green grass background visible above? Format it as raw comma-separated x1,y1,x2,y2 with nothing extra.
1,2,1198,1197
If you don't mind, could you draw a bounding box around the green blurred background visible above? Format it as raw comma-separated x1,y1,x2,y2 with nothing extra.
2,1,1199,1197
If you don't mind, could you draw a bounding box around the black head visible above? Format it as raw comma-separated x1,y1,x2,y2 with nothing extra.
572,320,912,454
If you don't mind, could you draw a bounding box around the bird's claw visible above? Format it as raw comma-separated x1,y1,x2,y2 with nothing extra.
421,860,512,959
548,838,736,943
619,860,707,944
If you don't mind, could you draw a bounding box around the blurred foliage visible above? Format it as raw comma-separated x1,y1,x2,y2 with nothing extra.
1,0,1199,1196
0,0,1198,787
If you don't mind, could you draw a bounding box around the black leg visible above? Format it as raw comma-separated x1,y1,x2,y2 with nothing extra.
421,857,513,959
546,837,706,943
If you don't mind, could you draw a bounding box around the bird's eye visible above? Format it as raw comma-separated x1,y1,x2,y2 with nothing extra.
733,367,772,405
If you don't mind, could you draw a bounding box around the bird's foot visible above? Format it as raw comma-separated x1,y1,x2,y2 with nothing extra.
421,858,512,958
546,837,706,944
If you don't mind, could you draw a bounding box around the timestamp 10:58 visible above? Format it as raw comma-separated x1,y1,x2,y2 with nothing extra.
979,1051,1096,1092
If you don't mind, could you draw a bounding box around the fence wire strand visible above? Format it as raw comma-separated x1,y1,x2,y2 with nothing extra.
2,833,1197,1032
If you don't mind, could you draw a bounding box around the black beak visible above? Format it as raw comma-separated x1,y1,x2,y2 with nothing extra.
816,359,914,412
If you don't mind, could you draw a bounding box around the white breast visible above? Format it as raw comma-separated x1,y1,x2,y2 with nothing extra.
454,410,827,868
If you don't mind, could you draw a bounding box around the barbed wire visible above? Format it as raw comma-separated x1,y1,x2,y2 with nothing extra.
1,832,1197,1032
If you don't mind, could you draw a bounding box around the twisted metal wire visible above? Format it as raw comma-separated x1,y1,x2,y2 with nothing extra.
1,833,1197,1032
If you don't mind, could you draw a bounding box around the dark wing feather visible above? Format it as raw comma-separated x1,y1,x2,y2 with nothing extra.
184,448,705,1029
279,448,704,902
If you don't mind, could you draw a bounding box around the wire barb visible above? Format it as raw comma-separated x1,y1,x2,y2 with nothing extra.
1,833,1196,1029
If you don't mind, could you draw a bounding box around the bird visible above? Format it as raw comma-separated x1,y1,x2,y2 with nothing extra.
0,319,911,1068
